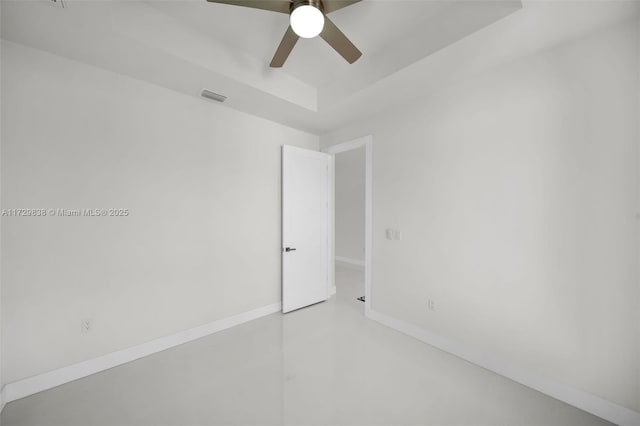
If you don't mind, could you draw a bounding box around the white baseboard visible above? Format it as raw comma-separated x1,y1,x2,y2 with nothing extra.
335,256,365,268
2,302,282,406
0,386,5,413
367,309,640,426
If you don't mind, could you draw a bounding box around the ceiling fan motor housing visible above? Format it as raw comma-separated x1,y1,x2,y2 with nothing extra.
291,0,324,14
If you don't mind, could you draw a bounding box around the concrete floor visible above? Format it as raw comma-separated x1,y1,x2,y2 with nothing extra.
1,264,611,425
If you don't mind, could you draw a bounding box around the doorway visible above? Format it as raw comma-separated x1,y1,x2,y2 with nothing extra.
324,136,372,317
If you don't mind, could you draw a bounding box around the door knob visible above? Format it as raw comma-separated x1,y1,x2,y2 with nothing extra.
285,247,297,252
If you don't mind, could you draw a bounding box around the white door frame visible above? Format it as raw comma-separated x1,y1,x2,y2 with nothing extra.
323,135,372,317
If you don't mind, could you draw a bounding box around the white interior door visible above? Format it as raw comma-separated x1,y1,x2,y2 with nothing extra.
282,145,330,313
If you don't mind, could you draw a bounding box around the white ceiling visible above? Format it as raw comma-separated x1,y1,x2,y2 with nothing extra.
2,0,639,134
147,0,455,88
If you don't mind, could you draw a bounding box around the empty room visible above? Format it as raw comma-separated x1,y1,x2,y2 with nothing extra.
1,0,639,425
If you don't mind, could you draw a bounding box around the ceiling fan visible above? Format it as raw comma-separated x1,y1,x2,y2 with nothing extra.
205,0,363,67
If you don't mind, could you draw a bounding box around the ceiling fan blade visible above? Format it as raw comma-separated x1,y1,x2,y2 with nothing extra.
322,0,362,14
206,0,290,14
319,16,362,64
270,26,300,67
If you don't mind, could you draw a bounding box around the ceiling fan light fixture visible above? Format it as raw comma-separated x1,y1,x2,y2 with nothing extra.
290,4,324,38
206,0,362,67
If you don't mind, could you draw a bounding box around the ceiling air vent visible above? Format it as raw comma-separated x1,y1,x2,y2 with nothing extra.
201,89,227,103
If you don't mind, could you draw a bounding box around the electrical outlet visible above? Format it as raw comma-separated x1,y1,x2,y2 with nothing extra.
386,229,394,240
427,299,435,311
387,229,402,240
81,319,93,333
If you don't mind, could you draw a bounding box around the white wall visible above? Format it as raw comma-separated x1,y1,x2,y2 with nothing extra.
322,19,640,413
637,15,640,416
0,40,318,384
335,147,365,262
0,3,3,404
